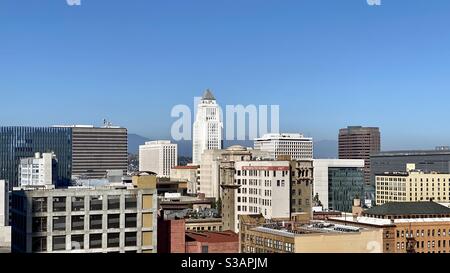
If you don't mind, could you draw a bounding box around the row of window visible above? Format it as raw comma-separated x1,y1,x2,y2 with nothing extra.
377,196,448,202
393,240,449,251
378,177,450,183
32,195,138,213
391,229,450,238
32,214,137,232
248,236,294,253
236,170,288,177
186,226,222,232
32,232,138,252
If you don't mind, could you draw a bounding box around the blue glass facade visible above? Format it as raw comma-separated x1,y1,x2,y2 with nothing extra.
328,167,364,212
0,127,72,188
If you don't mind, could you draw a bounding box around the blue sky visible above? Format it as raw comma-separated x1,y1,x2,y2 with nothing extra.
1,0,450,150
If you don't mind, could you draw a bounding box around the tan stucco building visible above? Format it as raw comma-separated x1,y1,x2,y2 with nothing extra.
376,164,450,206
239,215,383,253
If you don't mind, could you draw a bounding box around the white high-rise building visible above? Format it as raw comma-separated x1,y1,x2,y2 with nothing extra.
192,90,223,165
254,133,313,160
233,160,291,232
19,152,57,187
139,140,177,178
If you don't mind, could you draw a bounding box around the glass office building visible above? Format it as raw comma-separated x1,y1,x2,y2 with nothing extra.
328,167,364,212
0,127,72,189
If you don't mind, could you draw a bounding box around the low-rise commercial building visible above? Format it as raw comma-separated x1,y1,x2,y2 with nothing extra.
158,217,237,253
185,231,238,253
239,215,383,253
329,202,450,253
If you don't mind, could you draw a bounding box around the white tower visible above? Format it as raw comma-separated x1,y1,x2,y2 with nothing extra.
192,90,223,164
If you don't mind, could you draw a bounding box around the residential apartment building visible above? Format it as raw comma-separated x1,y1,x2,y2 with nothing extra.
254,133,313,161
139,140,178,178
338,126,380,194
192,90,223,165
19,153,57,188
10,173,157,253
313,159,365,212
375,164,450,206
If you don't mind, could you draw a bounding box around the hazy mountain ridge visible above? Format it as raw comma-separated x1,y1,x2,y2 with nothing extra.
129,133,338,159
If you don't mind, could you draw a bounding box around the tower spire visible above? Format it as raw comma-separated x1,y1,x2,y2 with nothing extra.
202,89,216,100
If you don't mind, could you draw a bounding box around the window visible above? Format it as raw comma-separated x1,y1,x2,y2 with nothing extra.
71,235,84,250
108,195,120,210
32,197,47,213
125,232,137,247
32,217,47,232
107,233,120,248
90,195,103,211
53,216,66,231
125,214,137,228
71,215,85,231
125,195,137,210
90,215,103,230
53,197,66,212
53,236,66,251
71,196,84,212
202,245,209,253
108,214,120,229
32,237,47,252
89,234,102,249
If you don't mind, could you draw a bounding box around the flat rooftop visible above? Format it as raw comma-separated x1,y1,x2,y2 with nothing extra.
185,231,238,243
251,221,364,238
329,216,450,226
373,150,450,157
364,202,450,216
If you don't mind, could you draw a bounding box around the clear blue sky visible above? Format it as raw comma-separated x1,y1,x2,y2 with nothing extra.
1,0,450,150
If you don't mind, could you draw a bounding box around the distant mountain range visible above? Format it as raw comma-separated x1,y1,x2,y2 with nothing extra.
128,134,149,154
314,140,338,159
128,133,338,159
128,134,193,156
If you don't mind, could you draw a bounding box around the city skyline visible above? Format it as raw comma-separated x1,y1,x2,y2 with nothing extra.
2,1,450,151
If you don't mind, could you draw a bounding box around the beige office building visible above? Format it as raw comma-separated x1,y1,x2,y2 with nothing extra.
240,215,383,253
376,164,450,206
